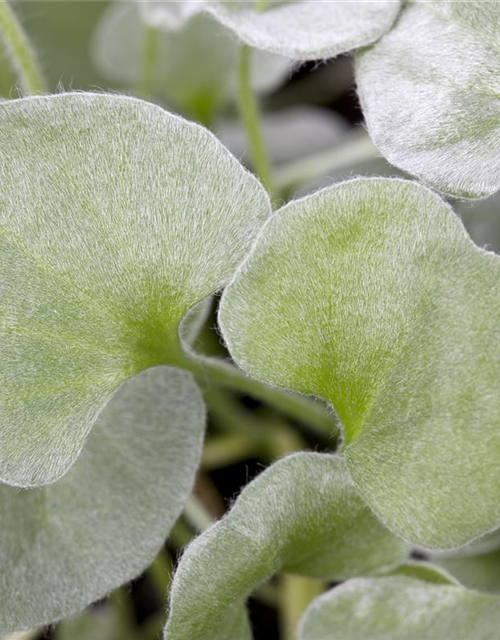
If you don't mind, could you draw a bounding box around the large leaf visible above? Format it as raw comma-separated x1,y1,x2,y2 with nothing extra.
0,366,204,634
164,453,408,640
140,0,401,61
356,1,500,199
0,92,270,487
92,4,290,124
219,178,500,549
299,576,500,640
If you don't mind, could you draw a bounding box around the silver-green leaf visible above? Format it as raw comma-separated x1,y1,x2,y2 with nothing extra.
299,576,500,640
0,92,270,487
140,0,402,61
164,453,408,640
356,1,500,199
0,366,204,634
219,178,500,549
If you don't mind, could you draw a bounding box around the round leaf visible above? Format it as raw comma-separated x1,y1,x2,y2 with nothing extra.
356,1,500,199
140,0,402,61
0,366,204,634
299,576,500,640
164,453,407,640
0,92,270,487
219,178,500,549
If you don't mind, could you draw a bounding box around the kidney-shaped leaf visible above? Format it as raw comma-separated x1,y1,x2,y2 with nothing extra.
164,453,408,640
299,576,500,640
0,92,270,487
140,0,401,61
0,366,204,635
356,1,500,199
219,178,500,549
92,4,290,124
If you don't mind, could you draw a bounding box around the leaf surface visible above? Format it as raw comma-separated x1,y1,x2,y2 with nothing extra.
356,1,500,198
164,453,407,640
0,92,270,486
219,178,500,549
0,366,204,634
299,576,500,640
140,0,401,61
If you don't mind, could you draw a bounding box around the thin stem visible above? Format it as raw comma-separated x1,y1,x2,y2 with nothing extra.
137,25,160,98
238,44,274,195
275,132,378,198
183,494,214,532
182,350,338,438
0,0,45,95
279,575,324,640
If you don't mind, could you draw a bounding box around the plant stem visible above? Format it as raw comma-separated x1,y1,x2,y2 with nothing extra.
137,25,160,98
279,574,324,640
238,44,274,195
275,132,378,198
0,0,45,95
182,351,338,437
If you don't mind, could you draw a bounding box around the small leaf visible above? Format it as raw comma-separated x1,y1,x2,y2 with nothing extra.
219,178,500,549
92,4,291,124
299,576,500,640
0,92,270,487
0,366,204,634
164,453,408,640
356,1,500,199
140,0,402,61
432,529,500,594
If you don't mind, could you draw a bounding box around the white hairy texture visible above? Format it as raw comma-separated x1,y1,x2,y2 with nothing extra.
0,366,205,634
219,177,500,549
216,107,347,166
140,0,401,61
92,4,291,122
0,92,270,487
164,453,408,640
356,1,500,199
298,576,500,639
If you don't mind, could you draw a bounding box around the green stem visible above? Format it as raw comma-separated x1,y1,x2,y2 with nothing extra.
183,494,214,532
148,548,173,598
275,132,378,198
279,575,324,640
238,44,274,195
182,350,338,437
0,0,45,95
137,25,160,98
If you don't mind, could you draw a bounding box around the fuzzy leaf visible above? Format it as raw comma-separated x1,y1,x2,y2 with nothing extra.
0,366,204,634
92,4,291,124
299,576,500,640
219,178,500,549
164,453,408,640
0,92,270,487
356,1,500,199
140,0,401,61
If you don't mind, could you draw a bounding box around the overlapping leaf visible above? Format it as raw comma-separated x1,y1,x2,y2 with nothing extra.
92,4,291,124
164,453,408,640
0,366,204,634
140,0,401,61
356,0,500,199
0,92,270,487
299,576,500,640
219,178,500,549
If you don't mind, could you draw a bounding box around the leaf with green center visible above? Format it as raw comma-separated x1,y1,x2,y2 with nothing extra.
356,1,500,199
92,4,291,125
298,576,500,640
140,0,402,61
0,366,204,634
0,92,270,487
163,453,408,640
219,178,500,549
